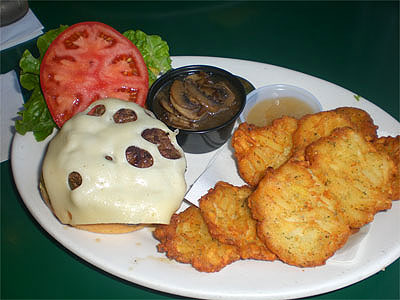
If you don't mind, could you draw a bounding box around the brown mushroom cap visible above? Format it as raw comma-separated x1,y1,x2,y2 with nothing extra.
155,70,240,130
184,77,221,113
169,80,207,120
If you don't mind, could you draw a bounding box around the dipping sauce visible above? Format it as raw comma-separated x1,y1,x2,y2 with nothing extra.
246,97,316,127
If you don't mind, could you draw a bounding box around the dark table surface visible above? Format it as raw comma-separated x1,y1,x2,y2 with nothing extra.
2,1,399,299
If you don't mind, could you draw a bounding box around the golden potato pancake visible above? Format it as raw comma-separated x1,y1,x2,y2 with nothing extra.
232,116,298,186
199,181,276,261
372,135,400,200
292,108,378,161
334,107,378,142
306,127,395,228
291,110,354,160
232,108,378,187
153,205,240,272
249,161,351,267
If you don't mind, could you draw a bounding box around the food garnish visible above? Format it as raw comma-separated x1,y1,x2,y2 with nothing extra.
40,22,149,127
15,22,172,141
123,29,172,86
15,25,67,141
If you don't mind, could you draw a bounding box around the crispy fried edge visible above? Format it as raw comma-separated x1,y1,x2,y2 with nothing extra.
333,107,378,142
291,110,355,161
305,127,395,228
153,205,240,272
199,181,276,261
232,116,298,186
372,135,400,200
248,160,351,267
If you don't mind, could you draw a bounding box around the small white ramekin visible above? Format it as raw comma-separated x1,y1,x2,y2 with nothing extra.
239,84,322,123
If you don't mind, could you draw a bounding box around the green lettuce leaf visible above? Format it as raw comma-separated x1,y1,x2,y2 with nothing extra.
15,87,55,141
15,25,68,141
123,29,172,86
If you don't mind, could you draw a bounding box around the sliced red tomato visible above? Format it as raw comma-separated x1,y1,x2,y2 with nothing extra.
40,21,149,127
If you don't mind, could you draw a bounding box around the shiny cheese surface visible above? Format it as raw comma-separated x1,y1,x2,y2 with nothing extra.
42,98,187,225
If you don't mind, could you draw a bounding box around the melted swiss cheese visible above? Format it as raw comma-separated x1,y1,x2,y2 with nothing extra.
42,98,187,225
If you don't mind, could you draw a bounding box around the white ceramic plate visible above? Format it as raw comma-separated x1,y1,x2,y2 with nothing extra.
11,56,400,300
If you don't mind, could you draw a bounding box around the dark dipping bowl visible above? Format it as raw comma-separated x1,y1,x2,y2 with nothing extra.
146,65,247,154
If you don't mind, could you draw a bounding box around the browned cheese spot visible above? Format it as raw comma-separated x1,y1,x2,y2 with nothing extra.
113,108,137,123
125,146,153,168
141,128,181,159
87,104,106,116
68,171,82,190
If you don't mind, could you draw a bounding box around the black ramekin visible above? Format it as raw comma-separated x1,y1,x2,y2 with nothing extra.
146,65,247,154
